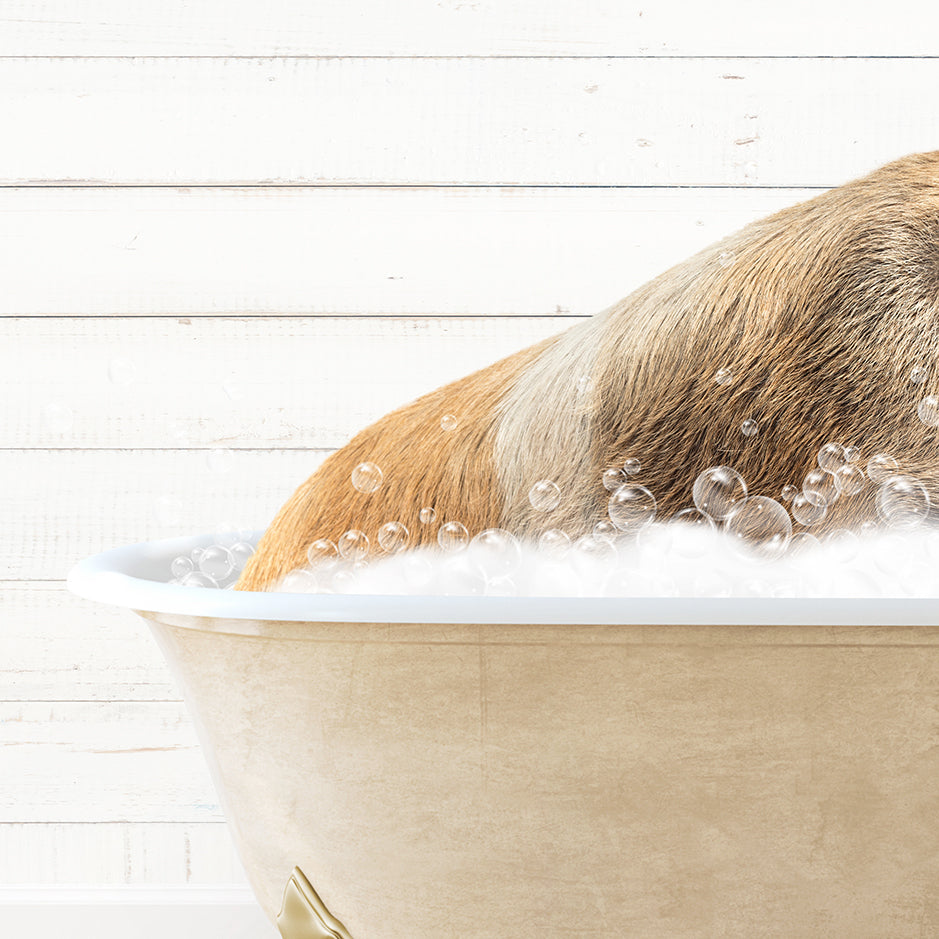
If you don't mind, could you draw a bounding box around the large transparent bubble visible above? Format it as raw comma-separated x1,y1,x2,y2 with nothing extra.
692,466,747,521
724,496,792,560
876,475,930,530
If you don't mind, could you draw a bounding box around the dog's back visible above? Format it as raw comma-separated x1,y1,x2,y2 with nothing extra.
238,152,939,590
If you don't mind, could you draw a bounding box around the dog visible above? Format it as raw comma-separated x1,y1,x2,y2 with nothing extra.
237,151,939,591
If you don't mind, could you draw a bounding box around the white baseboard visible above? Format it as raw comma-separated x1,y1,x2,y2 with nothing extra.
0,886,280,938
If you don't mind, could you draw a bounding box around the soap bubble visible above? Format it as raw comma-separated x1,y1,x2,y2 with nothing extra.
788,532,821,555
440,414,459,431
572,533,617,567
602,468,627,491
351,462,383,493
724,497,792,560
741,419,759,437
910,365,928,385
338,529,370,561
198,545,234,581
917,395,939,427
718,250,735,267
692,466,747,520
281,568,318,593
419,507,436,524
623,457,641,476
206,448,234,474
817,442,847,472
780,484,798,502
803,468,839,505
608,484,657,532
593,519,619,543
182,571,217,588
673,507,715,529
538,529,572,558
877,475,930,530
107,357,135,386
171,556,194,578
867,453,898,483
378,521,410,554
42,402,74,435
714,367,733,386
190,547,204,562
229,541,255,572
307,539,338,565
468,529,522,578
791,492,827,526
528,479,561,512
844,446,860,463
437,521,469,552
834,464,866,497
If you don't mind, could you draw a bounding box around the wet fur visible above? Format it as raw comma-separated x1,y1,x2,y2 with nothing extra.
238,152,939,590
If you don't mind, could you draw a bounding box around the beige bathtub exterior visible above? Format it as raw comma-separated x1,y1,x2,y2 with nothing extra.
139,613,939,938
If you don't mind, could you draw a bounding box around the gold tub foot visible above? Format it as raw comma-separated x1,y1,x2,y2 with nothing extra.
276,867,354,939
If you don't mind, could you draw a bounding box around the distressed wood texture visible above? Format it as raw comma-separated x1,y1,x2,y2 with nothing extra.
0,186,812,316
2,0,937,57
11,316,577,448
2,583,178,701
0,58,937,186
0,701,221,822
0,823,247,883
3,449,328,579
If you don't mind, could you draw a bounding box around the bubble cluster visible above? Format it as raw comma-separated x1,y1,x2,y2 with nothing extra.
169,537,255,588
802,469,839,506
602,468,627,492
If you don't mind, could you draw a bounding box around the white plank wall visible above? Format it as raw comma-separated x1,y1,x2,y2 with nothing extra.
2,1,936,933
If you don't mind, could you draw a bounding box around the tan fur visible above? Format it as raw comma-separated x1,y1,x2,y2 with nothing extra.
239,152,939,590
236,337,555,590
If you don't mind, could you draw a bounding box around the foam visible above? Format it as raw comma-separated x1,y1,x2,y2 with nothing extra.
273,524,939,599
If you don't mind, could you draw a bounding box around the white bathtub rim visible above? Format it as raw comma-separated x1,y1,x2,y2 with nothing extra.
65,532,939,627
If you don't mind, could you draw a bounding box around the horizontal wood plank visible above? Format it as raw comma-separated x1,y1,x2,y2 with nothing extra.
0,186,813,316
1,583,178,701
0,58,936,186
1,0,935,57
0,822,248,883
9,316,576,448
3,449,326,579
0,701,221,822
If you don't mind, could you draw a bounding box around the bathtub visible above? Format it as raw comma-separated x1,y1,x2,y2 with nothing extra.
69,533,939,937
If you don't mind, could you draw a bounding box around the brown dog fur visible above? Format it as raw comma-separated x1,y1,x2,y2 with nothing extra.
238,152,939,591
